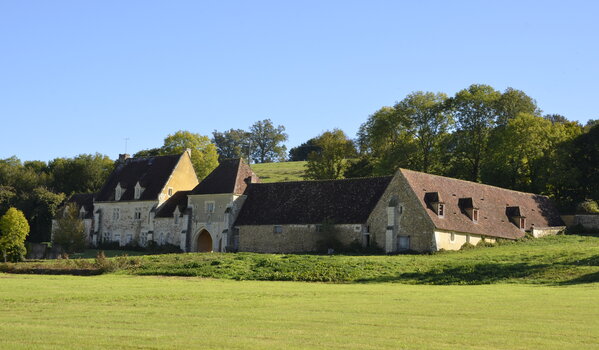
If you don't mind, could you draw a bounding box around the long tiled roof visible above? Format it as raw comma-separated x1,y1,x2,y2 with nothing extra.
235,176,393,225
191,159,258,195
400,169,564,239
95,154,182,202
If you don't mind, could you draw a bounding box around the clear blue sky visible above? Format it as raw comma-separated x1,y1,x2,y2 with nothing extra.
1,1,597,162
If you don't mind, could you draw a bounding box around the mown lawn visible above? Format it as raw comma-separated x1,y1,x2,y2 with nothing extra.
0,274,597,350
4,235,599,284
251,161,306,182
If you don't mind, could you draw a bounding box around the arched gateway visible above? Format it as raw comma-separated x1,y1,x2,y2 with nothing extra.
196,230,213,252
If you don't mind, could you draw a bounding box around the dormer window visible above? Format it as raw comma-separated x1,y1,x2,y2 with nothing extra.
459,198,478,223
79,207,86,219
115,183,123,201
424,192,444,218
506,206,526,230
134,182,144,200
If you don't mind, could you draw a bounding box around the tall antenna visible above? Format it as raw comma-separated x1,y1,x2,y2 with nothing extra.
125,138,130,154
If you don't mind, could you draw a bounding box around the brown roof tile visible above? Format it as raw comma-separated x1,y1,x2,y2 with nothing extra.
400,169,564,239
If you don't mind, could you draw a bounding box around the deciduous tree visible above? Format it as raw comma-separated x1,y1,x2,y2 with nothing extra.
162,130,219,180
305,129,357,180
0,207,30,262
249,119,288,163
53,204,86,253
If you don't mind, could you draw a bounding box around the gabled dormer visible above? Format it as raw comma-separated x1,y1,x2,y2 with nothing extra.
115,183,123,201
79,206,87,219
424,192,445,218
459,197,479,223
506,206,526,230
134,181,144,200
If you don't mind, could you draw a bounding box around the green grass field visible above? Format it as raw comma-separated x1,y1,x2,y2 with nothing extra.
1,274,598,350
251,161,306,182
4,235,599,285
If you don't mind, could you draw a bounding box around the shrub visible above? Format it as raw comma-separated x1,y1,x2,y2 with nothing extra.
52,205,86,254
460,242,476,250
577,199,599,214
0,207,30,262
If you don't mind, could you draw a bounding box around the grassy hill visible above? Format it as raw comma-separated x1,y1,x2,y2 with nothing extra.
3,234,599,285
250,161,306,183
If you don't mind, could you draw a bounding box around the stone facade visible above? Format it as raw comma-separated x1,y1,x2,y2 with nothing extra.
367,171,436,253
238,224,364,253
187,193,246,252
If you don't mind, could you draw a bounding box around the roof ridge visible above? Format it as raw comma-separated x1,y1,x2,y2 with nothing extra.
247,175,393,186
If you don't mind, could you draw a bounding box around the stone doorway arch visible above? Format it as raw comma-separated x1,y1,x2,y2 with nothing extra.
197,229,213,252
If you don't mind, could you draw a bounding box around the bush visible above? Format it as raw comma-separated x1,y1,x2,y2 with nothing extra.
577,199,599,214
477,240,495,248
52,205,86,254
460,242,476,250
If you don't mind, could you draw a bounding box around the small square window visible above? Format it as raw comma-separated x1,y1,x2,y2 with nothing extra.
134,208,141,220
205,201,215,213
273,225,283,234
315,224,323,233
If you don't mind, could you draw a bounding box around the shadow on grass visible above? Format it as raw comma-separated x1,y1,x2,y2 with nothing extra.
559,271,599,285
357,262,550,285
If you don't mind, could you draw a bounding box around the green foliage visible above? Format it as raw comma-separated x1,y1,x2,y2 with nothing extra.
48,153,114,195
212,128,251,160
53,205,86,253
163,130,219,180
249,119,288,163
315,220,344,252
577,199,599,214
288,138,321,161
305,129,356,180
0,207,30,262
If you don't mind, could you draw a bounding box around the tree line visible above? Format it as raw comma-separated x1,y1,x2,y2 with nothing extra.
297,84,598,213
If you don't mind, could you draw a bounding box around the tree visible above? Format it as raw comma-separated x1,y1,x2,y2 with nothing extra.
212,129,251,160
133,147,162,157
496,87,540,125
49,153,114,195
357,106,418,175
53,204,86,253
447,84,502,181
393,91,452,173
21,187,66,243
249,119,288,163
162,130,219,180
0,207,30,262
288,138,321,161
305,129,357,180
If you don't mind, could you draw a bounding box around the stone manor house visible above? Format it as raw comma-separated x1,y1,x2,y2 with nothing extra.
54,150,565,253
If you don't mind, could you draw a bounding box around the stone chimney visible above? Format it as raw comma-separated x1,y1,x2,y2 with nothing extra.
118,154,131,164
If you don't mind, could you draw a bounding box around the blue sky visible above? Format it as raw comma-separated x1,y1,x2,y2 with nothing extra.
1,1,598,162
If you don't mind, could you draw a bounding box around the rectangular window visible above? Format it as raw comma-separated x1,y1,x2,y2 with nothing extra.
134,208,141,220
473,209,479,222
112,208,120,221
438,204,445,217
126,233,132,244
520,217,526,229
273,225,283,234
398,236,410,250
205,201,215,213
174,215,179,224
315,224,322,233
168,187,173,196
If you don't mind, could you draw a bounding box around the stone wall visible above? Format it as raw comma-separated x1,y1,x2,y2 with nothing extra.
238,224,363,253
188,194,245,252
531,226,565,238
367,172,436,252
572,215,599,230
94,201,156,246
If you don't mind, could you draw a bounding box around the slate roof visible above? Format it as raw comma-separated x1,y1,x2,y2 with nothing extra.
235,176,393,225
191,159,258,195
155,190,190,218
95,154,182,202
65,193,95,218
400,169,564,239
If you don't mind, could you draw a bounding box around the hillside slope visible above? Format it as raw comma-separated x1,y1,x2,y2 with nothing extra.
251,161,306,183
